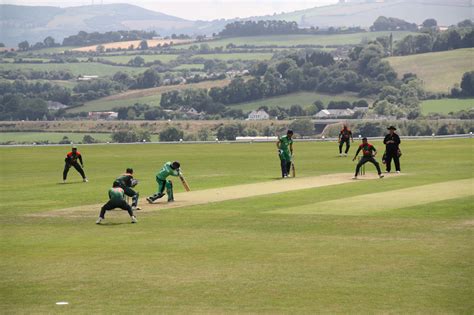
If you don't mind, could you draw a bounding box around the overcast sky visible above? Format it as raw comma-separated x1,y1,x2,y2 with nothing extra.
2,0,339,20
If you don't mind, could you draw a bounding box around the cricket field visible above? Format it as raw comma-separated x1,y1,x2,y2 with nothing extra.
0,138,473,313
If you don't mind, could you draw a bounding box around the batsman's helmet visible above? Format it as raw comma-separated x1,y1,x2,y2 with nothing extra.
171,161,181,169
126,168,133,174
113,181,120,188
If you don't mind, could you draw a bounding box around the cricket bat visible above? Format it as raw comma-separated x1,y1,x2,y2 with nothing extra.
291,161,296,178
179,174,191,191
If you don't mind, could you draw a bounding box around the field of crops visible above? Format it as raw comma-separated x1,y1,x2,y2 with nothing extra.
1,139,472,313
386,48,474,93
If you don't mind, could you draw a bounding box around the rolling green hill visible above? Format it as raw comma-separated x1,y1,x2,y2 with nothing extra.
229,91,369,111
386,48,474,93
269,0,472,28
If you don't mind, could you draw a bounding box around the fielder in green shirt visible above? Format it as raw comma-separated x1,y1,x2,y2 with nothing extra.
96,181,137,224
276,129,294,178
146,161,181,203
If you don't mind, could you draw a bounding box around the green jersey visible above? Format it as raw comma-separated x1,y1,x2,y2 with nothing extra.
108,187,125,202
157,161,179,180
279,135,293,153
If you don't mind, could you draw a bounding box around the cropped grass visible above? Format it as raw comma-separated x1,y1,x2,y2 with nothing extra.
230,91,369,111
181,31,415,49
0,132,161,144
386,48,474,93
193,53,274,61
421,98,474,114
0,139,472,313
0,62,145,77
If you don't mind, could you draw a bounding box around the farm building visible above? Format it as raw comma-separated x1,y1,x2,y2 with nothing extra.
88,111,118,120
247,110,270,120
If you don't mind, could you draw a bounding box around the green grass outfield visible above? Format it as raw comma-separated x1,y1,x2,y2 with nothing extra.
230,91,369,111
0,132,161,144
180,31,415,49
421,98,474,114
0,139,472,313
0,62,145,77
386,48,474,93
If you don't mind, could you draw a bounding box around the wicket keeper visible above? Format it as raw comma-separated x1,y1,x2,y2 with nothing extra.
96,181,137,224
352,137,384,179
276,129,294,178
146,161,181,203
63,146,88,183
338,125,353,156
113,168,140,210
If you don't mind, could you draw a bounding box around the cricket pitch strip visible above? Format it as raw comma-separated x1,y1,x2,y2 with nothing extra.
30,173,401,218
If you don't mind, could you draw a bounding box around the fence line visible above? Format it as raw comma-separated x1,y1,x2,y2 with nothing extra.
0,133,472,148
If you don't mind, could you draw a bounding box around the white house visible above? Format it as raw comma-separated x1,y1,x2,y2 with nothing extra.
314,109,355,119
247,110,270,120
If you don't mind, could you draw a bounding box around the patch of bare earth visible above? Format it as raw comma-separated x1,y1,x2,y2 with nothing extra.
28,173,389,218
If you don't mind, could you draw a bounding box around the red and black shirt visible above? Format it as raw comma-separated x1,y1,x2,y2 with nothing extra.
65,151,83,165
356,143,376,157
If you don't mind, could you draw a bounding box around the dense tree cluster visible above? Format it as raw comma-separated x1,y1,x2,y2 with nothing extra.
394,26,474,55
219,20,364,37
370,16,418,32
0,69,74,80
0,80,72,105
62,30,157,46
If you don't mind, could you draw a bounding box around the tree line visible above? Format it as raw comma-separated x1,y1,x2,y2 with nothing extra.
219,20,364,37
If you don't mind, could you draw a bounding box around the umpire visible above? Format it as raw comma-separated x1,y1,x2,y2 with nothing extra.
383,126,401,173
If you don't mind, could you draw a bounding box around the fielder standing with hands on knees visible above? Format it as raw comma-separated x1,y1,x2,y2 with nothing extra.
352,137,384,179
277,129,294,178
383,126,401,173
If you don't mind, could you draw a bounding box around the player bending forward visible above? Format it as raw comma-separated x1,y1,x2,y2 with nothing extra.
147,161,181,203
352,137,384,179
96,182,137,224
113,168,141,211
63,146,88,183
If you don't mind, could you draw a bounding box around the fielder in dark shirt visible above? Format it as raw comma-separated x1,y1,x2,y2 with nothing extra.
63,146,87,183
352,138,384,179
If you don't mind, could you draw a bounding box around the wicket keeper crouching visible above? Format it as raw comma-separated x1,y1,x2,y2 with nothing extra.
352,137,384,179
147,161,181,203
113,168,140,210
96,182,137,224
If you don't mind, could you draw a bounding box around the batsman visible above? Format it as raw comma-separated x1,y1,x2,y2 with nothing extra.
276,129,294,178
113,168,140,210
147,161,181,203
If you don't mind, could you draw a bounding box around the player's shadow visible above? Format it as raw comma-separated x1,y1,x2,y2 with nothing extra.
96,222,132,226
56,181,83,185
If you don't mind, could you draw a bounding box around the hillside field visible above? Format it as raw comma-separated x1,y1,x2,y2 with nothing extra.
386,48,474,93
72,79,231,113
0,62,145,77
0,139,472,313
421,98,474,114
181,31,415,49
229,91,370,111
72,39,192,52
